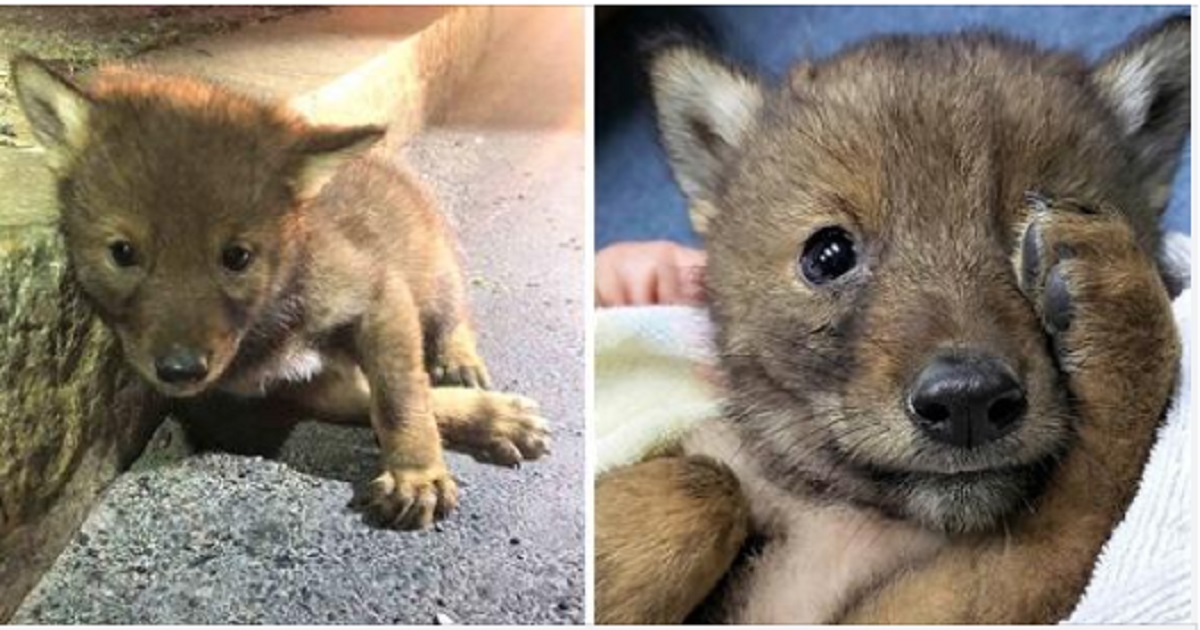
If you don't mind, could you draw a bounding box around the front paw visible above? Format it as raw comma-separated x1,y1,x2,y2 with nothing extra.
1014,193,1174,366
470,393,551,466
365,463,459,530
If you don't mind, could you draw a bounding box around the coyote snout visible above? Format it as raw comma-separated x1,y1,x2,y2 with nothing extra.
153,346,209,386
906,352,1026,450
119,309,239,397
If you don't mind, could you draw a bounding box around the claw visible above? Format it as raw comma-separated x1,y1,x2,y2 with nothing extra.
1020,219,1042,296
1044,265,1072,333
362,467,458,530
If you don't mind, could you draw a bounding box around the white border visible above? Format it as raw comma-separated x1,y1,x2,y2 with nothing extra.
1,3,1195,629
583,5,598,626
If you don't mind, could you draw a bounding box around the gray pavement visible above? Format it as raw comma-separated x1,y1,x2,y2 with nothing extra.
13,7,585,624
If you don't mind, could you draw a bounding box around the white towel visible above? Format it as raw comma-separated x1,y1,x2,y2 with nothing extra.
1066,281,1192,624
595,237,1192,623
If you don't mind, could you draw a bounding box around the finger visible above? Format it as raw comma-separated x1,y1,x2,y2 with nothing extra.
656,260,682,305
595,260,627,307
624,262,656,305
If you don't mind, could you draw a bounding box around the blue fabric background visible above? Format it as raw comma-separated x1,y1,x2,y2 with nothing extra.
595,6,1191,248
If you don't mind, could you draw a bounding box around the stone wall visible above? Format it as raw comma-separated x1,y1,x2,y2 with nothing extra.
0,226,165,621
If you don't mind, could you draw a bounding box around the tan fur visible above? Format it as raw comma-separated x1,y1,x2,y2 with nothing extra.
12,56,550,530
597,16,1187,623
595,455,749,625
679,421,946,623
286,356,549,467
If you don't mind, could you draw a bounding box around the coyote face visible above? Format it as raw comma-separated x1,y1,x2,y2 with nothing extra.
13,60,379,397
650,19,1188,532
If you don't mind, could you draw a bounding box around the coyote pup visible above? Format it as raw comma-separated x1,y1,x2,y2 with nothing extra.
596,16,1187,623
12,57,550,530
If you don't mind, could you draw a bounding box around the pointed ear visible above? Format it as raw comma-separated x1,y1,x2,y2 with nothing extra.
291,125,385,201
10,54,94,172
1091,15,1190,211
649,46,765,234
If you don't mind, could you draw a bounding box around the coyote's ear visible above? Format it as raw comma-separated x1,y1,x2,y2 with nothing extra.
292,125,385,201
649,46,764,234
1091,15,1190,212
10,55,94,172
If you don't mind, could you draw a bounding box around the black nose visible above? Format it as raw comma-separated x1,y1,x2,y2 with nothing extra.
907,354,1026,449
154,348,209,384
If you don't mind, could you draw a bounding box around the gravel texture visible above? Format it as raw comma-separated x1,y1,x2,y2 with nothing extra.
15,442,582,624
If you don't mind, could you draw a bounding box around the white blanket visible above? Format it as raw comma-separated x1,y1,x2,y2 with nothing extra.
594,236,1192,624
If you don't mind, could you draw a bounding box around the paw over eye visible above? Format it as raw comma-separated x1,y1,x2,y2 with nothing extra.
221,245,254,272
799,226,857,285
109,240,138,267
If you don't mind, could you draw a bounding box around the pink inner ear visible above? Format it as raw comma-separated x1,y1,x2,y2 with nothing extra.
289,128,384,202
14,56,94,152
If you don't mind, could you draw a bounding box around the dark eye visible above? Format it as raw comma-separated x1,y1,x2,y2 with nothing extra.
109,240,138,267
800,226,857,285
221,245,254,272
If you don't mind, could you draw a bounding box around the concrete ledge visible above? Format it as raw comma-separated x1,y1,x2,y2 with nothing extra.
139,6,492,139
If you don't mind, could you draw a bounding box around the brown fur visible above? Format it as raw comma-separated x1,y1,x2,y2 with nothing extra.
596,16,1187,623
12,57,550,530
595,456,750,625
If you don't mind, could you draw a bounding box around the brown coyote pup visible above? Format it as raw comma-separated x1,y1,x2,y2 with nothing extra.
596,16,1187,623
12,56,550,530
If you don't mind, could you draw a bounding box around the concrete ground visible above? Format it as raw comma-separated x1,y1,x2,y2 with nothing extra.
13,7,584,625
